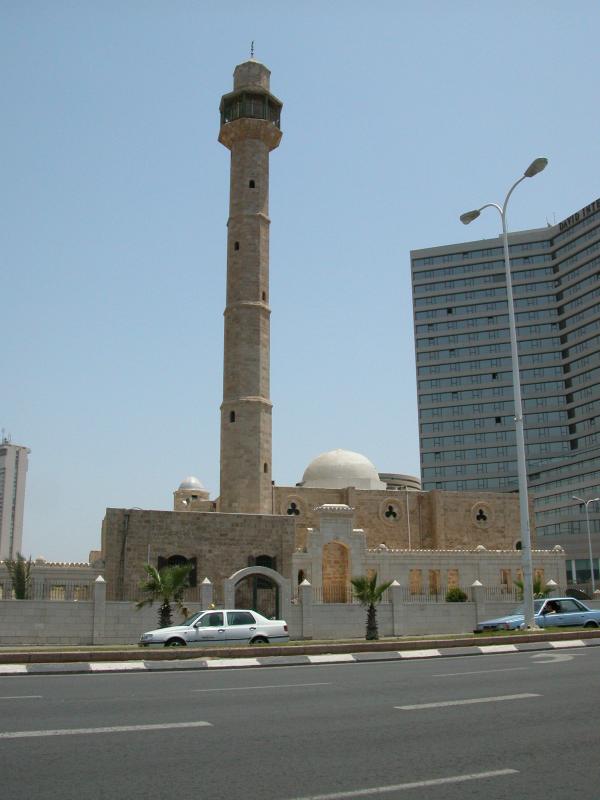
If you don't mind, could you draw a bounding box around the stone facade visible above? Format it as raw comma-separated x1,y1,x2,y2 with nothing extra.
273,486,533,552
290,503,560,598
101,508,295,602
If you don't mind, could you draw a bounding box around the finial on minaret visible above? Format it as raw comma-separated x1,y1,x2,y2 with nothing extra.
250,40,254,59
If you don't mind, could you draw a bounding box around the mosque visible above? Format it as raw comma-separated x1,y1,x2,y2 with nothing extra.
97,58,564,614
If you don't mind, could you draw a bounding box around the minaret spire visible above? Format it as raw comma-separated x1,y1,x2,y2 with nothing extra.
218,60,283,514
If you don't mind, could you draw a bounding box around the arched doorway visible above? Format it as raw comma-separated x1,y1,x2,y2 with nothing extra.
322,541,350,603
234,558,280,618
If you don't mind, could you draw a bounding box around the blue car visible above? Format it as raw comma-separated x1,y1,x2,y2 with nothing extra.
475,596,600,632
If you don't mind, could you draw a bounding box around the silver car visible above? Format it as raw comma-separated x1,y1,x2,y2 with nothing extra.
139,609,289,647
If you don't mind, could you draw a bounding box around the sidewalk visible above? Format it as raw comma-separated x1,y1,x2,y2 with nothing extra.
2,629,600,675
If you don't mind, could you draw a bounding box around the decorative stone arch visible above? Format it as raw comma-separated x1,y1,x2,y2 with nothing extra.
322,540,351,603
223,566,291,618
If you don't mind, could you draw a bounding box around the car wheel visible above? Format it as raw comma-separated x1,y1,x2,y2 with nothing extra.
251,636,269,644
584,621,599,628
165,638,187,647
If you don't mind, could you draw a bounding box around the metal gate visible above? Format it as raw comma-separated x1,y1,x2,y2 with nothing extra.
234,574,279,619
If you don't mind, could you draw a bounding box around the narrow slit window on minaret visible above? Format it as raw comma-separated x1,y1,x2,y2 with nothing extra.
230,411,236,423
234,241,240,251
262,291,266,301
249,180,255,188
263,463,268,473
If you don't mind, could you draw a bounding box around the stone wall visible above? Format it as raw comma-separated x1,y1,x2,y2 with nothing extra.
1,587,595,646
273,487,532,551
101,508,295,600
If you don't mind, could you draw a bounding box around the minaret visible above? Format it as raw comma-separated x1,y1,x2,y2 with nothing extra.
218,59,282,513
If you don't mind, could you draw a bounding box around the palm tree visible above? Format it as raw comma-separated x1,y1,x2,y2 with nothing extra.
5,552,32,599
514,575,552,599
351,573,393,641
136,563,192,628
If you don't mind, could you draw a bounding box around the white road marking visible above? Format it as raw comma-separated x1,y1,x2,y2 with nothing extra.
0,665,28,675
399,649,440,658
531,652,575,663
89,661,147,671
0,721,213,739
395,693,539,710
478,644,518,653
307,654,355,663
193,682,331,692
286,769,519,798
433,667,527,677
0,696,42,700
550,639,585,649
206,658,261,668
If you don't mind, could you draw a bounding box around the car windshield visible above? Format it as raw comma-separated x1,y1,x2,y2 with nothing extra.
183,612,202,626
511,601,545,615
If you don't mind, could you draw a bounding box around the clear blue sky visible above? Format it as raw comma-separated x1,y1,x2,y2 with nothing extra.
3,1,599,561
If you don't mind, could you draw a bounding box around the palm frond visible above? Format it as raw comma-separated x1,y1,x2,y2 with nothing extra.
136,562,193,625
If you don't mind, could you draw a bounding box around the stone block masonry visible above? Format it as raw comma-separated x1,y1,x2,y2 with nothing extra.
101,508,296,601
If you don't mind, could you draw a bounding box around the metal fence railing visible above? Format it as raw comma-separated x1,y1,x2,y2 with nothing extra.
297,584,475,605
119,582,210,605
483,586,522,602
310,585,362,604
394,585,472,604
0,579,95,601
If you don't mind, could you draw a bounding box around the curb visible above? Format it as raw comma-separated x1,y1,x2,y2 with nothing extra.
1,637,599,676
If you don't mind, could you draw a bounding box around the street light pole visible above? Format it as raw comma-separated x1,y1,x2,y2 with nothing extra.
460,157,548,630
572,495,599,594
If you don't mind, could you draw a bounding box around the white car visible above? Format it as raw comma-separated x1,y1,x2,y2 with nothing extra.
139,609,289,647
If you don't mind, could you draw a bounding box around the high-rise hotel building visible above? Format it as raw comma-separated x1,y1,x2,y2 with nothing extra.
411,197,600,582
0,436,30,560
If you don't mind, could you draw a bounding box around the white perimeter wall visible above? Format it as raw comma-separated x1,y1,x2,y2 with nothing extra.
1,599,599,646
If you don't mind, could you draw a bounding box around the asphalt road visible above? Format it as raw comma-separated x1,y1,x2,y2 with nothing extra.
1,646,599,799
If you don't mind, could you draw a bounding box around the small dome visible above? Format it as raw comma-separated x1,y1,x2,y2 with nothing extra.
178,476,205,491
301,449,386,490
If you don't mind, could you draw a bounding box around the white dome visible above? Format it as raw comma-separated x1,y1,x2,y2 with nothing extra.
301,449,386,490
178,476,205,491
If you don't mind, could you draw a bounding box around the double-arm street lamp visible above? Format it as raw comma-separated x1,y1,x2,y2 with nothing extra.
572,495,599,594
460,157,548,630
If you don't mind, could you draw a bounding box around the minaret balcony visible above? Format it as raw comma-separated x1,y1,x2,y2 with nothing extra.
220,90,282,129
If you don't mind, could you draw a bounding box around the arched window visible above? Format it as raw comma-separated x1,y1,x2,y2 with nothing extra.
255,554,276,589
256,554,276,570
157,554,197,587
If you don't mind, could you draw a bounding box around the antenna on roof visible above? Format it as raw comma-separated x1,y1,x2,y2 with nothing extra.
250,40,254,59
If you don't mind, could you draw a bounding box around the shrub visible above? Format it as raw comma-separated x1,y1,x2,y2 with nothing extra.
445,586,468,603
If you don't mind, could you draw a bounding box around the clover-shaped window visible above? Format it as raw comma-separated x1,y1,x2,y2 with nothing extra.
287,502,301,516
